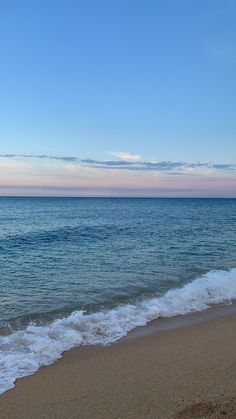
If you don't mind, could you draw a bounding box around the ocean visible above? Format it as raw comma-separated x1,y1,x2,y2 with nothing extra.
0,197,236,393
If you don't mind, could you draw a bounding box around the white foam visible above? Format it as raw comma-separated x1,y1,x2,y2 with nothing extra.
1,268,236,394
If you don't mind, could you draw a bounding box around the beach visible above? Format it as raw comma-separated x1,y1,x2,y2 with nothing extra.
0,311,236,419
1,0,236,415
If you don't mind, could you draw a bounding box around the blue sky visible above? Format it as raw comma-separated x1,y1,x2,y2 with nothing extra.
0,0,236,196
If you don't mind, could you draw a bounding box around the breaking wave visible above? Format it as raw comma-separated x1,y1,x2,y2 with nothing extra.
1,268,236,394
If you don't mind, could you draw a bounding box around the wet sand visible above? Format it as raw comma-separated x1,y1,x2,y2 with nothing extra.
0,312,236,418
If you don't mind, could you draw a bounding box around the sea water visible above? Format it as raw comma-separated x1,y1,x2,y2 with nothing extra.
0,197,236,393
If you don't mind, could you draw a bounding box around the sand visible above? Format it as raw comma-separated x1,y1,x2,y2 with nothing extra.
0,312,236,418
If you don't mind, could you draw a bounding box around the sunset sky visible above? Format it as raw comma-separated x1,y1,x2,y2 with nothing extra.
0,0,236,196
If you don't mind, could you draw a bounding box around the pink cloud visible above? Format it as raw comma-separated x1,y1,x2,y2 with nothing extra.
0,157,236,197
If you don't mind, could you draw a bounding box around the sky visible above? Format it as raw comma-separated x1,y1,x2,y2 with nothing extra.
0,0,236,197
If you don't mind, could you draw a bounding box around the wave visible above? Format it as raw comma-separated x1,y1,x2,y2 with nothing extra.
1,267,236,394
0,224,127,251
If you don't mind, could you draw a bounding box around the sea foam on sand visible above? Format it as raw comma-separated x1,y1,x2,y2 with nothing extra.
0,268,236,394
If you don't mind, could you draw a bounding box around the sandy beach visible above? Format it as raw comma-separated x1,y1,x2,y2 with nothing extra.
0,311,236,419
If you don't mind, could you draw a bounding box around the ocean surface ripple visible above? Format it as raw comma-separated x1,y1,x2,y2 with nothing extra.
0,197,236,393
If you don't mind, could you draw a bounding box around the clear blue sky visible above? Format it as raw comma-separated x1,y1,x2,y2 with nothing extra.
0,0,236,196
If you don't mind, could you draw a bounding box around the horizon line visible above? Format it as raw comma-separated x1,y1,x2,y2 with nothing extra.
0,195,236,199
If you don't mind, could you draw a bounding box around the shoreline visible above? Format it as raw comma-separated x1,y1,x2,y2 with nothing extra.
1,308,236,418
124,299,236,341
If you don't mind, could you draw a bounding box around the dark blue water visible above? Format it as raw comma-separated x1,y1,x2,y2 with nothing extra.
1,197,236,330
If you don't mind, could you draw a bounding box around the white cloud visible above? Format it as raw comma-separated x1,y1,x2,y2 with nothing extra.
111,151,142,161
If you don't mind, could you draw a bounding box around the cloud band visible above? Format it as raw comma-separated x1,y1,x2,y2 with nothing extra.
0,153,235,173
